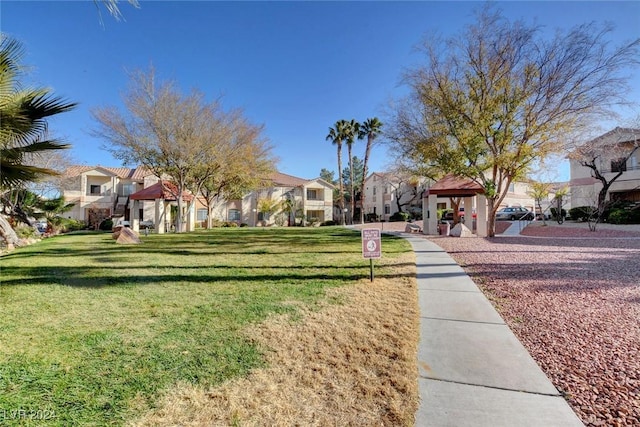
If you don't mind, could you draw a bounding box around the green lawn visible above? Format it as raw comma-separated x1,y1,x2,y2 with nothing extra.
0,227,410,425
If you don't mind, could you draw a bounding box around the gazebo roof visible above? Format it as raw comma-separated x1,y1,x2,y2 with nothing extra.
129,181,194,201
428,174,484,197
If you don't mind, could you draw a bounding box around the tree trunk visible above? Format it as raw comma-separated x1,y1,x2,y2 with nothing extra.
337,145,345,225
0,214,20,249
487,198,497,237
537,199,547,225
589,183,612,231
348,146,354,224
359,136,373,224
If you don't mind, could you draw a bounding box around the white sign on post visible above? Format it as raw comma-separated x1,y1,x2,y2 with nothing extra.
362,228,381,259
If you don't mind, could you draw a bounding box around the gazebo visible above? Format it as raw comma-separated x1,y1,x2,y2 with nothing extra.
422,174,489,237
129,181,195,233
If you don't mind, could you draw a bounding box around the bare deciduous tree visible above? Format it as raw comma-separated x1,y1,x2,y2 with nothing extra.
569,126,640,230
387,4,640,236
92,67,274,232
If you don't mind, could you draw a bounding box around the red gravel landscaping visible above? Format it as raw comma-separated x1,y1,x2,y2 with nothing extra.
431,225,640,426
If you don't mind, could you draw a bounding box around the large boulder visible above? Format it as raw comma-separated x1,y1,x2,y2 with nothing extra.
449,223,474,237
115,227,141,244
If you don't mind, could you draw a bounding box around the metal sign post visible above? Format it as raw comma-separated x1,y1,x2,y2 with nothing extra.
361,228,382,282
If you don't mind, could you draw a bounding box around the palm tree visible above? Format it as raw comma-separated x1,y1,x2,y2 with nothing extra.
1,36,76,189
0,35,76,246
358,118,383,223
344,119,360,224
326,120,348,225
95,0,140,22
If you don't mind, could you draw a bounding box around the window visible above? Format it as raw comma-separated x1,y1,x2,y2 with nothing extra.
90,185,101,195
384,205,390,214
122,183,136,196
306,188,322,200
508,183,515,193
373,187,377,195
197,209,208,221
611,157,627,173
228,209,241,221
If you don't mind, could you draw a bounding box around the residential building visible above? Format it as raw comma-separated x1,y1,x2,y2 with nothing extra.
232,172,335,227
62,166,155,229
361,171,537,222
61,166,334,231
569,127,640,208
361,172,430,221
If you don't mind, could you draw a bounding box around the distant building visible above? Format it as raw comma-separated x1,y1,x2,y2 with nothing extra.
360,172,429,221
61,166,334,231
569,127,640,208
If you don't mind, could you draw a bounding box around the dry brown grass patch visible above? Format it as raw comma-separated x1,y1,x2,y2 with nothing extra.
132,253,419,426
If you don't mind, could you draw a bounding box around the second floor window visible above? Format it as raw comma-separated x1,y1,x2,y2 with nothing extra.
122,183,136,196
611,158,627,173
90,185,101,195
306,188,322,200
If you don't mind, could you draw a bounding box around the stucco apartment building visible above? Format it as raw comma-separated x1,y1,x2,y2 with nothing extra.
360,172,429,221
569,127,640,208
62,166,334,232
361,172,539,221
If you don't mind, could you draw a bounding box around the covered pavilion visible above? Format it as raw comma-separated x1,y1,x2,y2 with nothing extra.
422,174,489,237
129,181,195,233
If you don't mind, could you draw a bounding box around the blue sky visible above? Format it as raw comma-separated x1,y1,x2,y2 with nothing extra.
3,1,639,182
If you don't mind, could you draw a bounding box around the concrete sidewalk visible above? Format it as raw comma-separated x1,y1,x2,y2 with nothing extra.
402,235,583,427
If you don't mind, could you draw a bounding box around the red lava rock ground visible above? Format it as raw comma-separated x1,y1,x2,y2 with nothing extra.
431,222,640,426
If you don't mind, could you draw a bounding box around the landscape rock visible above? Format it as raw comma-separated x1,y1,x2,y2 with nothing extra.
405,223,422,233
115,227,141,244
449,223,474,237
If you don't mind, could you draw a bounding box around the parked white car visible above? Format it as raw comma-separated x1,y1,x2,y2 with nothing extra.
495,207,534,221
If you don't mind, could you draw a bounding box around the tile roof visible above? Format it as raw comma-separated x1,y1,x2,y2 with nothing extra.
587,127,640,147
268,171,310,187
428,174,484,196
129,181,194,201
66,165,315,188
64,165,152,180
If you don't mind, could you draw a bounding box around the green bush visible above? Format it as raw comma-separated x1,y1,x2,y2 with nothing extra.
569,206,594,221
365,213,379,222
59,218,86,233
389,211,410,222
320,220,337,226
603,200,634,222
550,207,567,220
608,208,640,224
15,225,39,239
99,218,114,231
